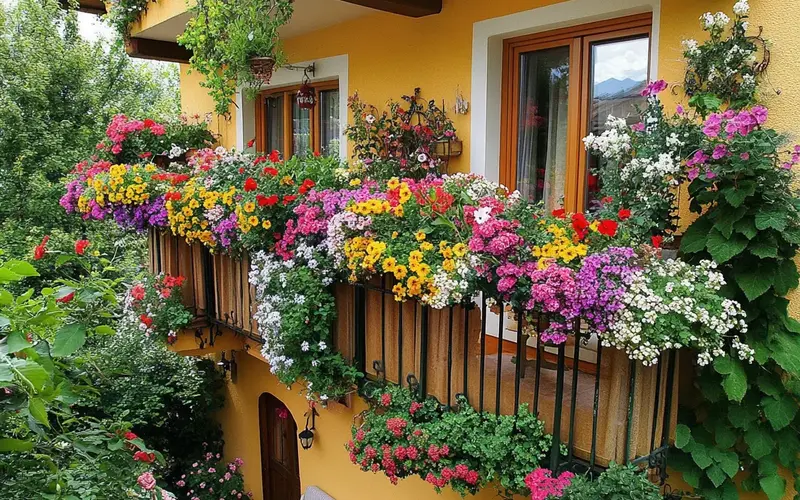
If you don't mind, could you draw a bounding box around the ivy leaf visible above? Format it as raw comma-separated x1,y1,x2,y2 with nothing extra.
707,229,748,263
706,464,726,488
759,474,786,500
762,394,797,431
745,426,775,460
773,258,799,296
51,323,86,358
682,217,713,254
755,208,789,232
734,261,776,301
676,424,692,449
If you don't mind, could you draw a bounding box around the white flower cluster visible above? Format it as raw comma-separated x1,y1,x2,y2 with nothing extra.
250,251,294,375
682,39,700,57
423,260,475,309
701,11,731,31
619,153,680,186
582,115,632,161
603,259,749,366
733,0,749,15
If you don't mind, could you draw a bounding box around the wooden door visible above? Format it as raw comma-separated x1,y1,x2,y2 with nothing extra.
259,394,301,500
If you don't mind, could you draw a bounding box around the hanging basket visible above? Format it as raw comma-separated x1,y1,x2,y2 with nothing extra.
249,56,276,83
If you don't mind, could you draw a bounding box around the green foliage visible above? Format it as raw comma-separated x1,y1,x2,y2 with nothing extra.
178,0,294,115
0,0,178,265
559,463,662,500
675,3,800,499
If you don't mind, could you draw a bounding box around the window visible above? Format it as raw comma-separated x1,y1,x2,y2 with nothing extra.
500,14,651,212
255,80,340,158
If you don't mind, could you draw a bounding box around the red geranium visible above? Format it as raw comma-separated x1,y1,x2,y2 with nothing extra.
33,235,50,260
298,179,316,195
571,213,589,240
125,431,138,441
597,219,618,237
257,194,279,207
263,167,278,177
247,138,256,148
143,118,156,129
130,284,146,301
254,156,267,166
551,208,566,219
162,275,185,288
601,196,614,204
74,239,91,255
244,177,258,192
283,195,297,205
269,150,281,163
617,208,631,220
139,315,153,328
56,292,75,304
133,451,155,463
651,235,664,248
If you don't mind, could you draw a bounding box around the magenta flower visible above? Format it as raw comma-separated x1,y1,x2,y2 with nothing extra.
640,79,668,97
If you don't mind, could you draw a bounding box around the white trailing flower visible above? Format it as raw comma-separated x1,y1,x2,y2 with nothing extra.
733,0,749,15
582,116,632,161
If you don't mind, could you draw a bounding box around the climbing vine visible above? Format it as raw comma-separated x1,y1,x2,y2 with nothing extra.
671,3,800,499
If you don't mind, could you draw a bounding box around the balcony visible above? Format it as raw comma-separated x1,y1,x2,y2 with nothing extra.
149,229,677,479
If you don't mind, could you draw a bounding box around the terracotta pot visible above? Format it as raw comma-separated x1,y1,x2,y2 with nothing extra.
249,56,276,83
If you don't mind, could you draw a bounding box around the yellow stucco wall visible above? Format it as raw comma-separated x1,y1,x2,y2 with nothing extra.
163,0,800,498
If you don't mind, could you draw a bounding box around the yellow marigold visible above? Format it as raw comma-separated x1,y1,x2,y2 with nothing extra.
382,257,397,273
391,231,399,239
408,250,424,263
392,283,406,301
393,265,408,280
532,246,542,258
280,175,294,186
415,263,431,278
249,215,259,227
452,243,467,258
350,178,362,187
244,201,256,213
442,259,456,273
415,231,426,242
189,199,200,209
182,206,193,217
576,244,588,256
262,219,272,230
387,178,400,190
441,247,454,259
393,205,404,217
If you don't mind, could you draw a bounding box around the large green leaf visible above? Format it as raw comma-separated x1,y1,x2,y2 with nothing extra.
748,234,779,259
706,464,726,488
0,268,22,283
762,394,797,431
16,360,49,392
745,426,775,460
714,356,748,402
773,258,799,296
28,397,49,427
734,261,776,301
717,450,739,478
707,229,748,263
734,217,758,239
755,208,789,232
6,331,31,353
681,217,713,254
723,180,756,208
6,260,38,277
759,474,786,500
51,323,86,358
770,330,800,374
0,438,34,452
675,424,692,449
689,442,713,469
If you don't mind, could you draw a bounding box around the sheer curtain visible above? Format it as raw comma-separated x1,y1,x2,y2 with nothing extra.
319,89,340,156
515,47,570,209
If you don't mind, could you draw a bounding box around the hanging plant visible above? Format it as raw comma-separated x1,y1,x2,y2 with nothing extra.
178,0,294,116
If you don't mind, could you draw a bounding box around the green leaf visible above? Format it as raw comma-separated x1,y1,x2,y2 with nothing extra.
756,209,789,232
51,323,86,358
714,421,737,449
0,438,34,452
706,464,726,488
728,401,759,430
94,325,115,336
773,258,799,295
771,330,800,373
723,181,756,208
745,426,775,460
6,331,31,353
28,397,48,427
749,234,779,259
717,450,739,478
682,467,701,488
675,424,692,449
690,442,713,469
734,217,758,239
715,356,747,402
714,205,747,238
0,268,22,283
6,261,38,277
0,288,13,306
734,261,776,301
682,217,713,254
759,456,778,478
707,229,748,263
762,395,797,431
759,474,786,500
16,360,49,392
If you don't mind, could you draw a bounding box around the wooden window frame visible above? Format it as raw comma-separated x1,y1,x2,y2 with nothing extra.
254,79,339,156
500,13,652,213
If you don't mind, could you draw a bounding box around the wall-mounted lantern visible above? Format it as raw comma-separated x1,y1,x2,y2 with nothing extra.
298,406,318,450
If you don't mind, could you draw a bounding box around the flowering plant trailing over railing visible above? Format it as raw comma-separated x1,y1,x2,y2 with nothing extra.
348,384,553,497
121,273,193,344
526,464,661,500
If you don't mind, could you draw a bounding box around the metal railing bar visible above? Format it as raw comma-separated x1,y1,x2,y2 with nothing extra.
479,296,487,413
589,342,603,470
494,307,504,416
624,359,637,464
447,307,454,406
549,343,566,471
567,324,582,462
513,311,524,415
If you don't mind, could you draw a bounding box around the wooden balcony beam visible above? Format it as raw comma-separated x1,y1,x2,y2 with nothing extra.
60,0,107,15
125,37,192,64
340,0,442,17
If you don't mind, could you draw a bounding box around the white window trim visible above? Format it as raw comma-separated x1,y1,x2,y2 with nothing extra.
469,0,661,181
235,54,349,161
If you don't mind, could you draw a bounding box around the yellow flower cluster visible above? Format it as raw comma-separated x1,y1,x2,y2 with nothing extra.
531,224,588,268
79,164,157,211
344,237,388,281
165,179,235,246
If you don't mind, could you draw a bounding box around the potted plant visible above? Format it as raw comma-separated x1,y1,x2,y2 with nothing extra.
178,0,294,116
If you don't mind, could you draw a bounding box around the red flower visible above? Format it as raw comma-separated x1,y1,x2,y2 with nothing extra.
617,208,631,220
139,315,153,328
74,239,91,255
125,432,138,441
162,275,185,288
143,118,156,129
133,451,155,463
269,150,281,163
254,156,267,166
33,235,50,260
282,195,297,205
298,179,316,195
244,177,258,192
571,213,589,240
651,235,664,248
247,138,256,148
597,219,618,237
56,292,75,304
130,284,146,301
238,167,245,174
263,167,278,177
257,194,279,207
313,151,321,157
601,196,614,204
551,208,566,219
379,393,392,407
138,152,153,159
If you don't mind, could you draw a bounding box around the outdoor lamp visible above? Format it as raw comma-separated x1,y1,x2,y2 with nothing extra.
298,407,318,450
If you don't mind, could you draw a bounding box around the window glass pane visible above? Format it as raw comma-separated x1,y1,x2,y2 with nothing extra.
265,95,284,154
586,36,649,207
319,89,340,156
515,46,571,209
292,96,311,157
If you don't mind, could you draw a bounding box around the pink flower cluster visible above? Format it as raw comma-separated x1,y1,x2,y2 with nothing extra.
640,79,668,97
425,463,480,489
524,468,575,500
102,114,166,155
701,106,768,139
